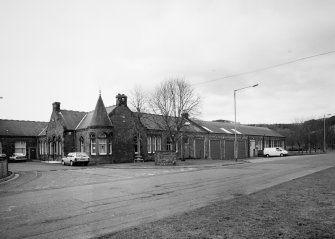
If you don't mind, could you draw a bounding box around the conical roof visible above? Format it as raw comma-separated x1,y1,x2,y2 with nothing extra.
89,94,113,127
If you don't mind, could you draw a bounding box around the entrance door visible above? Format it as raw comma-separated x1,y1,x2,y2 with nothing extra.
250,140,256,157
29,148,37,160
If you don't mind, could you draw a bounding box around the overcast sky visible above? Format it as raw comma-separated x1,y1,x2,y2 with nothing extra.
1,0,334,124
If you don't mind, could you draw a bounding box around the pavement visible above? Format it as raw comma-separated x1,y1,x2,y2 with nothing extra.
0,153,334,239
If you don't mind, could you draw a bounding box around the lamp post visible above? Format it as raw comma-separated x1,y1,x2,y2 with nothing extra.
234,83,259,161
323,114,331,152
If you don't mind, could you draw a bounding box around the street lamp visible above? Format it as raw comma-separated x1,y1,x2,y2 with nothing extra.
234,83,259,161
323,113,331,152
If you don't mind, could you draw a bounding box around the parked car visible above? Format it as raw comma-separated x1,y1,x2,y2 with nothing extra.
62,152,90,166
9,153,27,162
263,147,288,157
0,153,7,160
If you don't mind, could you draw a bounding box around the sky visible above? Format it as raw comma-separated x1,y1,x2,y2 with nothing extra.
1,0,335,124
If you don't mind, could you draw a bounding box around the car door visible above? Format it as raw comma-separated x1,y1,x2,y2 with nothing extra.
65,153,73,164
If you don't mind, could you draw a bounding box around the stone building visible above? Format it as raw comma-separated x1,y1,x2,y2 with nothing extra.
1,93,286,164
0,119,47,160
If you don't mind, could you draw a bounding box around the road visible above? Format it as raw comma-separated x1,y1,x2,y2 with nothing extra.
0,154,334,239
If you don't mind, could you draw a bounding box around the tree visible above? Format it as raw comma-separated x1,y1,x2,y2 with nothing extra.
128,86,148,161
148,78,200,152
128,85,148,114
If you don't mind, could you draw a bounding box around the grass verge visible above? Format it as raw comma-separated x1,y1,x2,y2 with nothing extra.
99,166,335,239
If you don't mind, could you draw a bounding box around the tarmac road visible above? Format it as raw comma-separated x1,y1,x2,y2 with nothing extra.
0,153,334,239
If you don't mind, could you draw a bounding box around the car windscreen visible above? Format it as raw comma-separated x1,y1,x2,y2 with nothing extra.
76,153,88,157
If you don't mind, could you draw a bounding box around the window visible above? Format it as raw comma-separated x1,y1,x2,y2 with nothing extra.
80,137,84,153
147,136,152,153
44,141,47,155
108,135,112,155
49,140,53,155
58,137,62,156
99,138,107,155
98,133,107,155
153,136,157,153
15,141,26,155
157,136,162,151
90,134,96,155
0,142,2,154
166,138,172,151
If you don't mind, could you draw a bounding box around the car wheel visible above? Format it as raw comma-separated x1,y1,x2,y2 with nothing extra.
280,153,283,157
70,161,74,166
266,154,270,158
61,160,65,165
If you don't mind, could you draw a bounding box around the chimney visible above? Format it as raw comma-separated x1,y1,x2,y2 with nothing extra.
52,102,60,112
116,93,127,106
181,112,189,119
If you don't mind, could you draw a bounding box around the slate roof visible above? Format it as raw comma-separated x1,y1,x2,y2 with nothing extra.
59,110,86,130
76,104,114,130
0,119,48,137
192,119,284,137
138,113,205,133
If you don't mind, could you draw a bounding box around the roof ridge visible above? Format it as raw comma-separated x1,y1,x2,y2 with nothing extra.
0,119,48,123
60,109,87,114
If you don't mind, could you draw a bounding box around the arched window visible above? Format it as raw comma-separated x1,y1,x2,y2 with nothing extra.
80,137,84,153
98,133,107,155
58,136,62,156
90,134,96,155
108,134,112,155
49,138,53,156
53,136,57,156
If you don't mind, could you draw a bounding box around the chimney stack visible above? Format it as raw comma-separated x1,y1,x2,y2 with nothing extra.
116,93,127,106
52,102,60,112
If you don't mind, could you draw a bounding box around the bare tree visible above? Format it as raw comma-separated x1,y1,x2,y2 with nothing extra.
148,78,201,150
128,86,148,161
128,85,148,113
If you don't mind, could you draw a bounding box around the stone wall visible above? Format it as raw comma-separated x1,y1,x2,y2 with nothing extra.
0,136,37,160
0,157,8,179
75,127,113,165
109,104,139,163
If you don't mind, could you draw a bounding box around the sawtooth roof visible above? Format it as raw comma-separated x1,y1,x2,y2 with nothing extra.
0,119,48,137
193,119,284,137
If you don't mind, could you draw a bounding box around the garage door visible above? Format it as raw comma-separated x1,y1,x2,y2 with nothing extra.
194,139,204,159
225,140,234,160
210,140,221,160
238,140,247,159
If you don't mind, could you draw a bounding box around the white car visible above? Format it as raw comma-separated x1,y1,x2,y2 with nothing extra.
263,147,288,157
62,152,90,166
9,153,27,162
